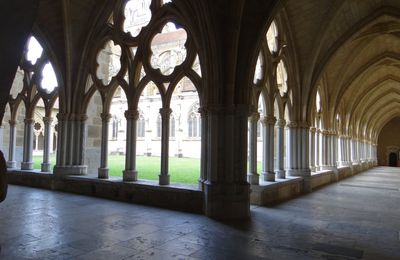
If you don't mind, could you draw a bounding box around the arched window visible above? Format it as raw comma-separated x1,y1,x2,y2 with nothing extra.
266,20,278,53
277,60,288,96
316,90,321,113
170,115,175,138
188,103,200,138
156,115,161,138
111,116,119,140
137,114,145,138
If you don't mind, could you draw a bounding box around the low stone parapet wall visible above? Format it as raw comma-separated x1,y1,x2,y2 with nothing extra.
7,170,204,214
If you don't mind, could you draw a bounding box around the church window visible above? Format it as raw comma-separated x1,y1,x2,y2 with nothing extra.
276,60,288,96
266,21,278,54
188,103,200,138
137,114,145,138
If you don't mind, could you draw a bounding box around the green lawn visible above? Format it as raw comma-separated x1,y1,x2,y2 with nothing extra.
33,154,201,184
32,154,262,184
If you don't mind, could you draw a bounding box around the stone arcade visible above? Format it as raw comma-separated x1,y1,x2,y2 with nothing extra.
2,0,400,259
2,0,400,222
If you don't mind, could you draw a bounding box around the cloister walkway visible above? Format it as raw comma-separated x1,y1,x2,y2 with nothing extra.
0,167,399,259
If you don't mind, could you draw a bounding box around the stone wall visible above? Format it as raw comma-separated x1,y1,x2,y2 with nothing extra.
377,118,400,166
85,91,102,175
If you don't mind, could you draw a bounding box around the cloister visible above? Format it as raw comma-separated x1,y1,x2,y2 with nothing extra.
2,2,400,257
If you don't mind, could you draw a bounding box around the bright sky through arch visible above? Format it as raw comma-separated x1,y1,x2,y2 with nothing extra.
27,36,43,65
41,62,58,93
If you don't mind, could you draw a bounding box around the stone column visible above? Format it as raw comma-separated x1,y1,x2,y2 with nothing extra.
247,112,260,184
285,122,311,191
332,132,338,168
78,114,88,166
315,129,320,171
285,122,294,173
199,108,208,190
275,119,285,178
320,130,328,170
34,133,39,151
53,113,88,175
338,135,344,166
309,127,316,172
123,110,139,181
203,106,250,219
327,132,333,167
159,108,172,185
41,117,53,172
6,120,17,168
21,118,34,170
98,113,111,179
346,136,350,165
55,113,65,166
261,115,276,182
350,138,354,164
286,122,311,176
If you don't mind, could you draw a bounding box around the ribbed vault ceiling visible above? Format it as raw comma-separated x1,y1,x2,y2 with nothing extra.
282,0,400,140
31,0,400,141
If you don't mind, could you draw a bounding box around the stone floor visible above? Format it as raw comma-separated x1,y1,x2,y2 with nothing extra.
0,167,399,260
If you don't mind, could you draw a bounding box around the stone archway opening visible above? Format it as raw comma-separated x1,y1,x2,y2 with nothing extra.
388,152,398,167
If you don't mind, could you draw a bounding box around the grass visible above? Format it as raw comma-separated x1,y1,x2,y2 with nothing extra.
32,154,200,184
32,154,263,184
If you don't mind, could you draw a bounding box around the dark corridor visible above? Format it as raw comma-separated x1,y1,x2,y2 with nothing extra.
389,152,398,167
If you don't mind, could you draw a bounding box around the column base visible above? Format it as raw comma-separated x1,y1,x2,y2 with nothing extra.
41,162,52,172
53,165,87,175
98,168,109,179
286,168,311,177
123,169,138,181
310,166,316,173
261,171,275,182
247,173,259,185
204,181,250,220
198,179,205,191
21,162,33,170
286,168,312,192
159,174,170,185
6,161,16,169
320,165,335,171
275,169,285,179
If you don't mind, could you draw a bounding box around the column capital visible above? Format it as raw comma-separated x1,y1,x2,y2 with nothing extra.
309,127,317,133
249,112,260,123
330,130,338,136
276,119,286,128
42,117,53,124
79,114,88,122
125,110,139,120
100,113,112,122
286,121,298,128
261,115,276,125
24,118,34,125
159,107,172,118
322,129,330,135
198,107,207,117
298,121,310,129
56,113,65,121
286,121,310,129
8,120,16,126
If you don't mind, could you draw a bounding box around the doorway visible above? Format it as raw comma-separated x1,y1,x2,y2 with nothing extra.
388,152,397,167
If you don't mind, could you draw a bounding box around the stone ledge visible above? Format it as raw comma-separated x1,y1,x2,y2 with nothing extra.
311,170,335,190
250,177,303,206
6,170,204,214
